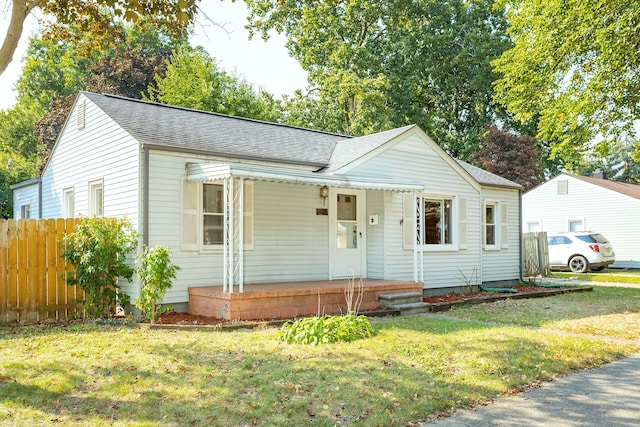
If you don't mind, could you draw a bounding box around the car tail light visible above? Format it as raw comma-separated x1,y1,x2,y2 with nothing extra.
589,244,600,253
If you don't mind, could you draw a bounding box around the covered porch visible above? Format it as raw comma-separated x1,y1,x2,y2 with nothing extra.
188,278,423,321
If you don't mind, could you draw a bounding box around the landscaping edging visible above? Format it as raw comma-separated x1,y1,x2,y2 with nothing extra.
427,285,593,312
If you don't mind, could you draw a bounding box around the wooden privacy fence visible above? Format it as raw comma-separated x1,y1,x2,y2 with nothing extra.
522,231,550,278
0,218,83,323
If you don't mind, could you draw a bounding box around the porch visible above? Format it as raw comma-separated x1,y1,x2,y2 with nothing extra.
188,279,423,321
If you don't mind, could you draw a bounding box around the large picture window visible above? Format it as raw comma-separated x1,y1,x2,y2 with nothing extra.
404,194,459,250
423,198,452,245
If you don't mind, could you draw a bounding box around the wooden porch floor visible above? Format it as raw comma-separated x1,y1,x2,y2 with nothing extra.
188,279,423,321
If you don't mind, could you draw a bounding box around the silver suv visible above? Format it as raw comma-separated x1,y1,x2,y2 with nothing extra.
547,232,615,273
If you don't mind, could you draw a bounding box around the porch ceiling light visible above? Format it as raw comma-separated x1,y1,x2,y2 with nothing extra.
319,185,329,199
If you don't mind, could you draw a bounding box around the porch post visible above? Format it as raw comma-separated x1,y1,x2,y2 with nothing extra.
222,177,244,293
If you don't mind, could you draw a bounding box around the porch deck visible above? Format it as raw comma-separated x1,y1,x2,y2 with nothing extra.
188,279,423,321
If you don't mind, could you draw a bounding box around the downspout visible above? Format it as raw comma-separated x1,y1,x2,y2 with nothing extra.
38,178,42,218
519,189,523,282
141,146,149,247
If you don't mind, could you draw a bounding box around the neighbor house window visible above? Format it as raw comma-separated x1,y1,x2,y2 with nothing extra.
89,180,104,217
20,204,31,219
181,178,254,251
527,221,541,232
568,219,583,232
63,188,75,218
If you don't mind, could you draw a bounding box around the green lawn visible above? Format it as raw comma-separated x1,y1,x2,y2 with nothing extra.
1,288,638,427
551,270,640,284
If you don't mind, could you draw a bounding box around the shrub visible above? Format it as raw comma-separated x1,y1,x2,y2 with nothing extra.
62,216,138,318
134,246,180,324
278,314,372,345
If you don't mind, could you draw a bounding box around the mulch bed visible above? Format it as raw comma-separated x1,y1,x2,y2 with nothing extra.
423,285,550,303
157,286,557,325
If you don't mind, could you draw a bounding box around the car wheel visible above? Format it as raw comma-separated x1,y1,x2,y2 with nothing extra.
591,266,605,272
569,255,588,273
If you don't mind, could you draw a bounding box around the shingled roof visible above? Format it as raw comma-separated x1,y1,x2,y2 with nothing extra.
568,173,640,200
83,92,347,167
456,160,522,189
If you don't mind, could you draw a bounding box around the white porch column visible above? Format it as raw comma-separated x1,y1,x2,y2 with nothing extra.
223,177,244,293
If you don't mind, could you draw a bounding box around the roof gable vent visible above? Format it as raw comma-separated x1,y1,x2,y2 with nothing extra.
77,100,86,130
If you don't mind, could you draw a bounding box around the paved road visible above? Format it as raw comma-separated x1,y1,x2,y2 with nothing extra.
428,352,640,426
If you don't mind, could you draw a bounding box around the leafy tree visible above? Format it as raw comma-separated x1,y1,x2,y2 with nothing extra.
469,125,544,191
246,0,510,157
492,0,640,170
0,0,199,76
148,46,283,122
62,216,138,318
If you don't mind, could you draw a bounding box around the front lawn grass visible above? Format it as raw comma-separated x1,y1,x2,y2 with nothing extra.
450,286,640,340
551,270,640,284
0,315,637,426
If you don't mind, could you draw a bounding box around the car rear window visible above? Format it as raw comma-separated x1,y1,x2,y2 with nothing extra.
576,234,609,244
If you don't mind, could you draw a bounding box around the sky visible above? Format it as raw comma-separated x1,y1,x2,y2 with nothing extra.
0,1,308,110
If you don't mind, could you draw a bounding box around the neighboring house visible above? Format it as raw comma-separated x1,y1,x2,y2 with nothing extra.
523,171,640,268
13,92,522,315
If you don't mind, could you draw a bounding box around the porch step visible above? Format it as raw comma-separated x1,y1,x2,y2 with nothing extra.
378,292,423,307
391,301,432,315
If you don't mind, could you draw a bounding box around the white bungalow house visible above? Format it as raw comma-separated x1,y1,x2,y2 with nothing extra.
523,171,640,269
12,92,522,319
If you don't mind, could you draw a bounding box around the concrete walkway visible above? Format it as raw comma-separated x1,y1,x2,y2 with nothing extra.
429,352,640,427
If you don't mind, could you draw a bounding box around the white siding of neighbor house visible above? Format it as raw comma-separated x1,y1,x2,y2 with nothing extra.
481,187,521,283
13,183,39,219
345,131,486,289
523,175,640,268
148,151,331,304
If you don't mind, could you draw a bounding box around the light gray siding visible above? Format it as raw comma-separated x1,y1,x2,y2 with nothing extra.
12,182,39,219
148,152,332,304
348,131,485,288
523,175,640,268
365,190,385,278
41,94,140,224
481,187,521,283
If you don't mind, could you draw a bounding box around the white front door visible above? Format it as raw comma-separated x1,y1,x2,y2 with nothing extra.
330,188,366,278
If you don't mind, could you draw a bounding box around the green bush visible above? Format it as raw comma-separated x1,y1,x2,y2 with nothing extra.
62,216,138,318
278,314,373,345
135,246,180,324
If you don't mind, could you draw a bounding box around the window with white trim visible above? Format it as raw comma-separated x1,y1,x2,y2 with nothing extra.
527,221,541,232
484,202,509,249
63,188,75,218
404,194,463,250
20,204,31,219
485,203,497,248
89,180,103,217
181,179,254,251
568,219,583,232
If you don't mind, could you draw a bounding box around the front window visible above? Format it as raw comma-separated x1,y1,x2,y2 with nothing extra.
203,183,224,246
485,204,496,246
422,199,451,245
